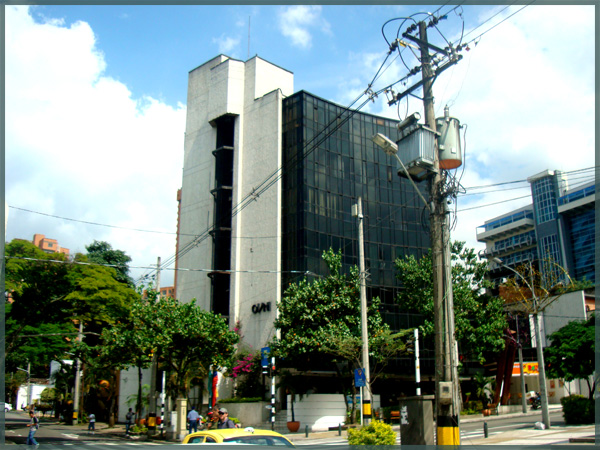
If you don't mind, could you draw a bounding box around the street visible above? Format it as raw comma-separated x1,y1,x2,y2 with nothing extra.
3,410,168,447
4,409,568,447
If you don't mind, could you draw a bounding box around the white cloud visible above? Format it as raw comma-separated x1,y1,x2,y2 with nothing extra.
212,34,241,54
277,5,330,49
5,5,186,286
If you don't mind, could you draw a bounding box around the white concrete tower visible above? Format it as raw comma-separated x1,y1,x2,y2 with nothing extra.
176,55,293,350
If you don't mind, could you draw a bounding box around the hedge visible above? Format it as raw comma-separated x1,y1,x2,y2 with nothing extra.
561,395,594,425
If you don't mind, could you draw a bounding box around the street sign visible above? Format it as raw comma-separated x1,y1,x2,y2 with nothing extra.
354,368,366,387
261,347,270,367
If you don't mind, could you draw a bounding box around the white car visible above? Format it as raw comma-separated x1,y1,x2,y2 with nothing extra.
4,403,13,412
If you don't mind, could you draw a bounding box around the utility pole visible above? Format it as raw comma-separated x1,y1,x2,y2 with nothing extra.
26,362,31,408
353,197,372,424
148,257,161,435
72,322,83,425
418,21,459,445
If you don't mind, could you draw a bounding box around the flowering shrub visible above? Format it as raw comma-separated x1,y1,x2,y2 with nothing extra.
231,354,254,379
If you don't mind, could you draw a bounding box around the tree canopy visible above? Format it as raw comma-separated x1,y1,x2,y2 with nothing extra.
5,238,137,378
545,314,595,399
85,240,133,285
101,290,239,399
270,249,412,422
395,241,507,363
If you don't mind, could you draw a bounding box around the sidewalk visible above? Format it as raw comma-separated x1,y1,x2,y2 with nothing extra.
281,404,595,446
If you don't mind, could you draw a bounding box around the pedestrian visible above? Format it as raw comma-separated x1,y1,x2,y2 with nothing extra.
216,408,236,429
204,405,219,430
187,406,201,434
125,408,135,435
26,410,39,447
88,413,96,434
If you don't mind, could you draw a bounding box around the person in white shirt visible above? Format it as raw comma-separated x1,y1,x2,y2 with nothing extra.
88,413,96,434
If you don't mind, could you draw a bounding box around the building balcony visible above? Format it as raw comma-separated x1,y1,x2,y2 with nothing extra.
557,191,595,214
481,237,536,257
477,217,535,242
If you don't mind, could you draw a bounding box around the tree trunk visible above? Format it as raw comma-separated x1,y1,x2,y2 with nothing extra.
137,366,143,420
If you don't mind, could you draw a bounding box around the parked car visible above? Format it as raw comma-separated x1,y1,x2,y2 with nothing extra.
4,403,13,412
182,427,294,446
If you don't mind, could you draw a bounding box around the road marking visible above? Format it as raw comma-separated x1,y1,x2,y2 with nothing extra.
61,433,80,439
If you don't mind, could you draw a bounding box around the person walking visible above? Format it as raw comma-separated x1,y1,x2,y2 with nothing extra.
125,408,135,435
216,408,236,429
187,406,201,434
88,413,96,434
26,410,39,447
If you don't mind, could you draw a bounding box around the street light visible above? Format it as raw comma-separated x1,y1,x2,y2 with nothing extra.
492,257,551,428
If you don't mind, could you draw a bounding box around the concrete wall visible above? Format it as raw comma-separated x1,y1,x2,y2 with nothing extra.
218,401,270,427
118,366,152,423
288,393,381,432
17,384,50,409
542,290,587,347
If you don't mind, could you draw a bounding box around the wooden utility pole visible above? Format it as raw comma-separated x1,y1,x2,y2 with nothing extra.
418,21,459,445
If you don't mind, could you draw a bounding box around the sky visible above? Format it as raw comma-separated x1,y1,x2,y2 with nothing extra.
5,4,596,289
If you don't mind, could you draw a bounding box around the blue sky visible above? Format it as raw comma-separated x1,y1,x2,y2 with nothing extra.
5,4,596,287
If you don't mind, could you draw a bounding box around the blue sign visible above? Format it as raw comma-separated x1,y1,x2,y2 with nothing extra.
261,347,271,367
354,368,366,387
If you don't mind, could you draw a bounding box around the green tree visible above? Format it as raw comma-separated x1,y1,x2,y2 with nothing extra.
545,314,596,399
5,240,74,358
395,241,507,363
5,238,139,423
270,249,412,423
85,240,133,285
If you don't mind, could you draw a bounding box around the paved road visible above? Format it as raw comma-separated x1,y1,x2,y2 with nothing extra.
4,411,166,447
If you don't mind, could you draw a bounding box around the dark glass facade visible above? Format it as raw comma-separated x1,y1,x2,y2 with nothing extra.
281,91,431,311
209,115,236,319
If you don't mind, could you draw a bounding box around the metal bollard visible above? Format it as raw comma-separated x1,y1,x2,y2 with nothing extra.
305,425,309,438
483,422,488,438
338,423,342,436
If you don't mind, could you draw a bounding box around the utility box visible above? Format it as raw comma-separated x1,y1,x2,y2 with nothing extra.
399,395,434,445
396,125,437,181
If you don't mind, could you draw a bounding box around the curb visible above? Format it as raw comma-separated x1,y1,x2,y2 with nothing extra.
569,436,595,443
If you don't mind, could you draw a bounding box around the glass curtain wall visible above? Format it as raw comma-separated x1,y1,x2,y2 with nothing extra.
281,91,431,316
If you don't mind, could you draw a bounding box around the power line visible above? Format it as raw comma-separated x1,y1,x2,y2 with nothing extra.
457,195,531,212
4,255,319,277
464,2,535,47
9,206,180,235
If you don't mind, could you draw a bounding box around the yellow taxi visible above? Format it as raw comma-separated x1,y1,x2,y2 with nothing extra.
182,427,294,446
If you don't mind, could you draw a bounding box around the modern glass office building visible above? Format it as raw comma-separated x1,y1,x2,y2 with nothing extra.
281,91,430,307
477,169,596,285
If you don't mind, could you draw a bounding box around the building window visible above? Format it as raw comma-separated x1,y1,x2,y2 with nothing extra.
531,177,558,225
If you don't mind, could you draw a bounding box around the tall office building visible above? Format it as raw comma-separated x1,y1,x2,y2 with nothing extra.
477,169,595,285
175,55,430,350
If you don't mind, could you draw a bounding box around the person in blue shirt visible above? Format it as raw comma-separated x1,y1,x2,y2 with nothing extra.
187,406,201,434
